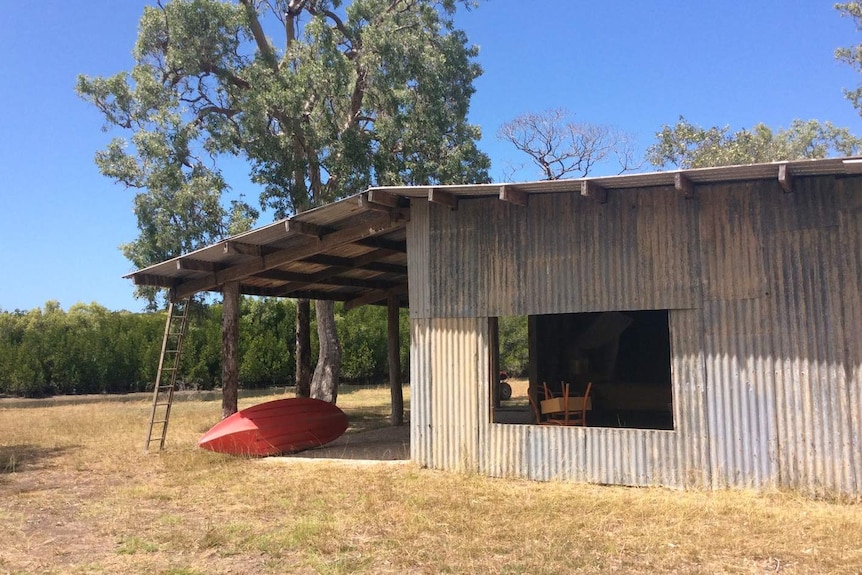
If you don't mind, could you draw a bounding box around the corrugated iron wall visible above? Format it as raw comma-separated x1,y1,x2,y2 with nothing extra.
410,317,484,471
423,185,700,317
407,176,862,495
476,307,711,487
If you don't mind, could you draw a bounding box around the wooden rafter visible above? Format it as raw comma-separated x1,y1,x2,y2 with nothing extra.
344,284,409,310
285,220,327,238
580,180,607,204
499,184,528,206
428,187,458,210
241,286,360,301
170,211,407,300
354,237,407,253
132,273,177,288
254,269,401,292
674,173,695,199
304,253,407,275
778,163,793,193
223,241,266,257
359,190,403,212
176,258,222,273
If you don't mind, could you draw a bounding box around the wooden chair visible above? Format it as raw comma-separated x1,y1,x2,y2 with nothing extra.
529,383,564,425
565,381,593,426
541,382,593,426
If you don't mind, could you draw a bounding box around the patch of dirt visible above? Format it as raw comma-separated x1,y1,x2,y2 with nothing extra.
286,424,410,461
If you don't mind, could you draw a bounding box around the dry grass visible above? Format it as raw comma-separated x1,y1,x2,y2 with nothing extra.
1,386,861,574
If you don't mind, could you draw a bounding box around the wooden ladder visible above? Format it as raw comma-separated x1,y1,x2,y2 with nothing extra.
144,298,191,451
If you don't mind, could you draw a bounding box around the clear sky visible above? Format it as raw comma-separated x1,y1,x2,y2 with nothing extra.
1,1,860,312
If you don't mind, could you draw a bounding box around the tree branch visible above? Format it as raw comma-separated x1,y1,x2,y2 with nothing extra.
240,0,279,70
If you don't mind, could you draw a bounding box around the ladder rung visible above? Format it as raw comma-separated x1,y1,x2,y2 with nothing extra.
146,297,191,451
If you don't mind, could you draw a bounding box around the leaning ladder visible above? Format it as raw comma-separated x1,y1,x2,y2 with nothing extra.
144,298,191,451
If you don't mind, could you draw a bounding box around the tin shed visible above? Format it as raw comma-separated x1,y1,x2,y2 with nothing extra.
129,157,862,495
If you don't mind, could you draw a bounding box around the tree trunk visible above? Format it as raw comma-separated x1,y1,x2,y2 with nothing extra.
294,298,311,398
387,295,404,426
310,300,341,403
221,281,240,419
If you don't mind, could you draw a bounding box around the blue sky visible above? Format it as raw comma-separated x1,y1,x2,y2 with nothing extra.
1,0,860,312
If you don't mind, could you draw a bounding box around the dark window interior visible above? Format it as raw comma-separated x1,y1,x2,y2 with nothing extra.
492,310,674,430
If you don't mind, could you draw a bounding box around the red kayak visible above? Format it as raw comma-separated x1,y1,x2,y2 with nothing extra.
198,397,348,456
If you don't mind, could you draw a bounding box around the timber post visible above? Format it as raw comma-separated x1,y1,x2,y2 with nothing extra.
387,294,404,426
221,280,240,418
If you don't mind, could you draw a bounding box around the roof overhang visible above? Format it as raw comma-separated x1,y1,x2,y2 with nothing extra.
126,157,862,307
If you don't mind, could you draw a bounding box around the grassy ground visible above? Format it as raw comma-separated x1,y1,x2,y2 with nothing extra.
1,386,861,574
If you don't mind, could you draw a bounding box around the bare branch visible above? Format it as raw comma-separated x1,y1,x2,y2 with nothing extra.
498,108,638,180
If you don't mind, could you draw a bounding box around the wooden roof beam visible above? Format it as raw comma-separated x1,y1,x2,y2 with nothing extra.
674,173,695,199
242,286,359,302
304,253,407,275
255,269,401,291
354,237,407,253
428,187,458,210
131,273,176,288
176,258,222,273
498,184,528,206
285,220,328,238
580,180,607,204
223,241,266,257
172,212,407,300
359,190,403,212
344,284,409,311
778,163,793,193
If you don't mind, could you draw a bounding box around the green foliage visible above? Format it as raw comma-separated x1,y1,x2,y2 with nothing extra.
647,116,862,170
336,305,387,383
0,298,408,397
78,0,490,308
0,303,164,397
498,316,528,377
239,298,296,388
836,3,862,114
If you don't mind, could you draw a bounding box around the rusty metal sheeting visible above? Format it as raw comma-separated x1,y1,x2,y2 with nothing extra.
421,186,701,319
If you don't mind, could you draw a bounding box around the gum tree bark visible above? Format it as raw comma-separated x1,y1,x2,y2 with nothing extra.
309,300,341,404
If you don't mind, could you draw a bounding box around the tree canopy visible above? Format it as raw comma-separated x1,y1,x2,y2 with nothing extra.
646,116,862,170
78,0,490,301
836,2,862,114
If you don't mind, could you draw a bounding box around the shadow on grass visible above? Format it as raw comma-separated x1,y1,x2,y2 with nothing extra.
341,407,411,435
0,444,71,474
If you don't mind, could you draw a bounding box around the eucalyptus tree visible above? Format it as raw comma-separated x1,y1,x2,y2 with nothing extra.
78,0,490,409
837,2,862,114
647,116,861,170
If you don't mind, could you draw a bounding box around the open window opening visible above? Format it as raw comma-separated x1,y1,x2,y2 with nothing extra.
491,310,674,430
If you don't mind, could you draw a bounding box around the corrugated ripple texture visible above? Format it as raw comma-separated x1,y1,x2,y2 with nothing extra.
408,176,862,495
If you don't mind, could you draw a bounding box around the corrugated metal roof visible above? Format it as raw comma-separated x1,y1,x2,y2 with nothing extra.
126,156,862,306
